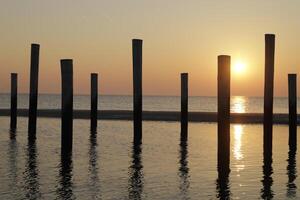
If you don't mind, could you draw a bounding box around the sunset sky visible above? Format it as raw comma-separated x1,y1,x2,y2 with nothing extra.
0,0,299,96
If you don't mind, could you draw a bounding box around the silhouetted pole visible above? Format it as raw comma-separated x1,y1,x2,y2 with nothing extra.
91,73,98,132
10,73,17,131
181,73,188,140
28,44,40,139
132,39,143,144
263,34,275,155
217,55,231,171
61,59,73,155
288,74,297,150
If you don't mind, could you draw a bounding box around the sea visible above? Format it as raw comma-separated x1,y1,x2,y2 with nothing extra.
0,94,299,199
0,94,300,113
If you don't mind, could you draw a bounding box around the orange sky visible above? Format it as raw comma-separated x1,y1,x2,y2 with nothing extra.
0,0,299,96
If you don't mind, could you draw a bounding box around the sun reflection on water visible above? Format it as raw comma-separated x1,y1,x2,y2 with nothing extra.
233,125,244,160
231,96,246,171
233,125,245,172
231,96,247,113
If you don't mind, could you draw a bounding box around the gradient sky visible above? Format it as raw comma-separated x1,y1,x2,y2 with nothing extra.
0,0,299,96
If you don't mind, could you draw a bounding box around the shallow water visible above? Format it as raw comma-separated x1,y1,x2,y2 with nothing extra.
0,117,299,199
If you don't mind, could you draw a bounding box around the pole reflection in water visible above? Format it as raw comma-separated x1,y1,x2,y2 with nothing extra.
10,129,16,140
88,130,101,199
261,151,274,199
178,139,190,199
216,125,231,200
128,143,144,200
286,149,297,198
23,140,41,199
216,163,231,199
8,132,19,197
56,151,74,199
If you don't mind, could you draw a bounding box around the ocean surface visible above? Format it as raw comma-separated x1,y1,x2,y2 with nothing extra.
0,94,300,113
0,118,299,199
0,94,299,199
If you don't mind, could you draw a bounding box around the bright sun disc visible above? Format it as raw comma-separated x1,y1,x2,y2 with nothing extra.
234,61,246,74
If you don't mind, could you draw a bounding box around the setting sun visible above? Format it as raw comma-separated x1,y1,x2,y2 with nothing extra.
233,61,246,74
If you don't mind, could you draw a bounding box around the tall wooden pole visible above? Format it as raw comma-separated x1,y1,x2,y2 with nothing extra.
288,74,297,150
132,39,143,145
61,59,73,155
28,44,40,139
91,73,98,132
10,73,17,131
263,34,275,155
181,73,188,140
217,55,231,171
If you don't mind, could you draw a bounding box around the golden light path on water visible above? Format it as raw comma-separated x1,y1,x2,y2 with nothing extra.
233,125,244,161
231,96,247,113
232,96,246,172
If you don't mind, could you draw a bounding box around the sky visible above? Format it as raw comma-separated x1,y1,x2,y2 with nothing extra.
0,0,299,96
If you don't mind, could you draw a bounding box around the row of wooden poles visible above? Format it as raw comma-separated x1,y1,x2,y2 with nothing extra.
8,34,297,168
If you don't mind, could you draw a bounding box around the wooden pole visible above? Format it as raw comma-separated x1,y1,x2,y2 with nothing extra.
28,44,40,139
61,59,73,155
263,34,275,155
217,56,231,197
10,73,17,131
91,73,98,132
181,73,188,140
132,39,143,144
288,74,297,150
217,55,231,171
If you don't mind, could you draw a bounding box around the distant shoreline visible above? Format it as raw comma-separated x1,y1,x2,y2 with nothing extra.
0,109,299,125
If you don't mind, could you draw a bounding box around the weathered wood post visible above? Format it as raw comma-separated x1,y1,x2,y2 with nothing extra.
288,74,297,150
132,39,143,144
28,44,40,139
181,73,188,140
91,73,98,132
263,34,275,155
61,59,73,155
217,55,231,171
10,73,17,131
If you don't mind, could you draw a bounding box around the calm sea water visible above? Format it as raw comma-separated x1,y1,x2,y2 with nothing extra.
0,117,299,199
0,94,299,199
0,94,300,113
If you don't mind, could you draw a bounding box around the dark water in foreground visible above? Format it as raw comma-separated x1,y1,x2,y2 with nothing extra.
0,117,299,199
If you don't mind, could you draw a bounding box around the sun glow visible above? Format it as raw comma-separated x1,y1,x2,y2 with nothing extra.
233,61,246,75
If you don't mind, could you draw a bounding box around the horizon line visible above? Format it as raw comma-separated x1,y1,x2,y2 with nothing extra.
0,92,297,98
